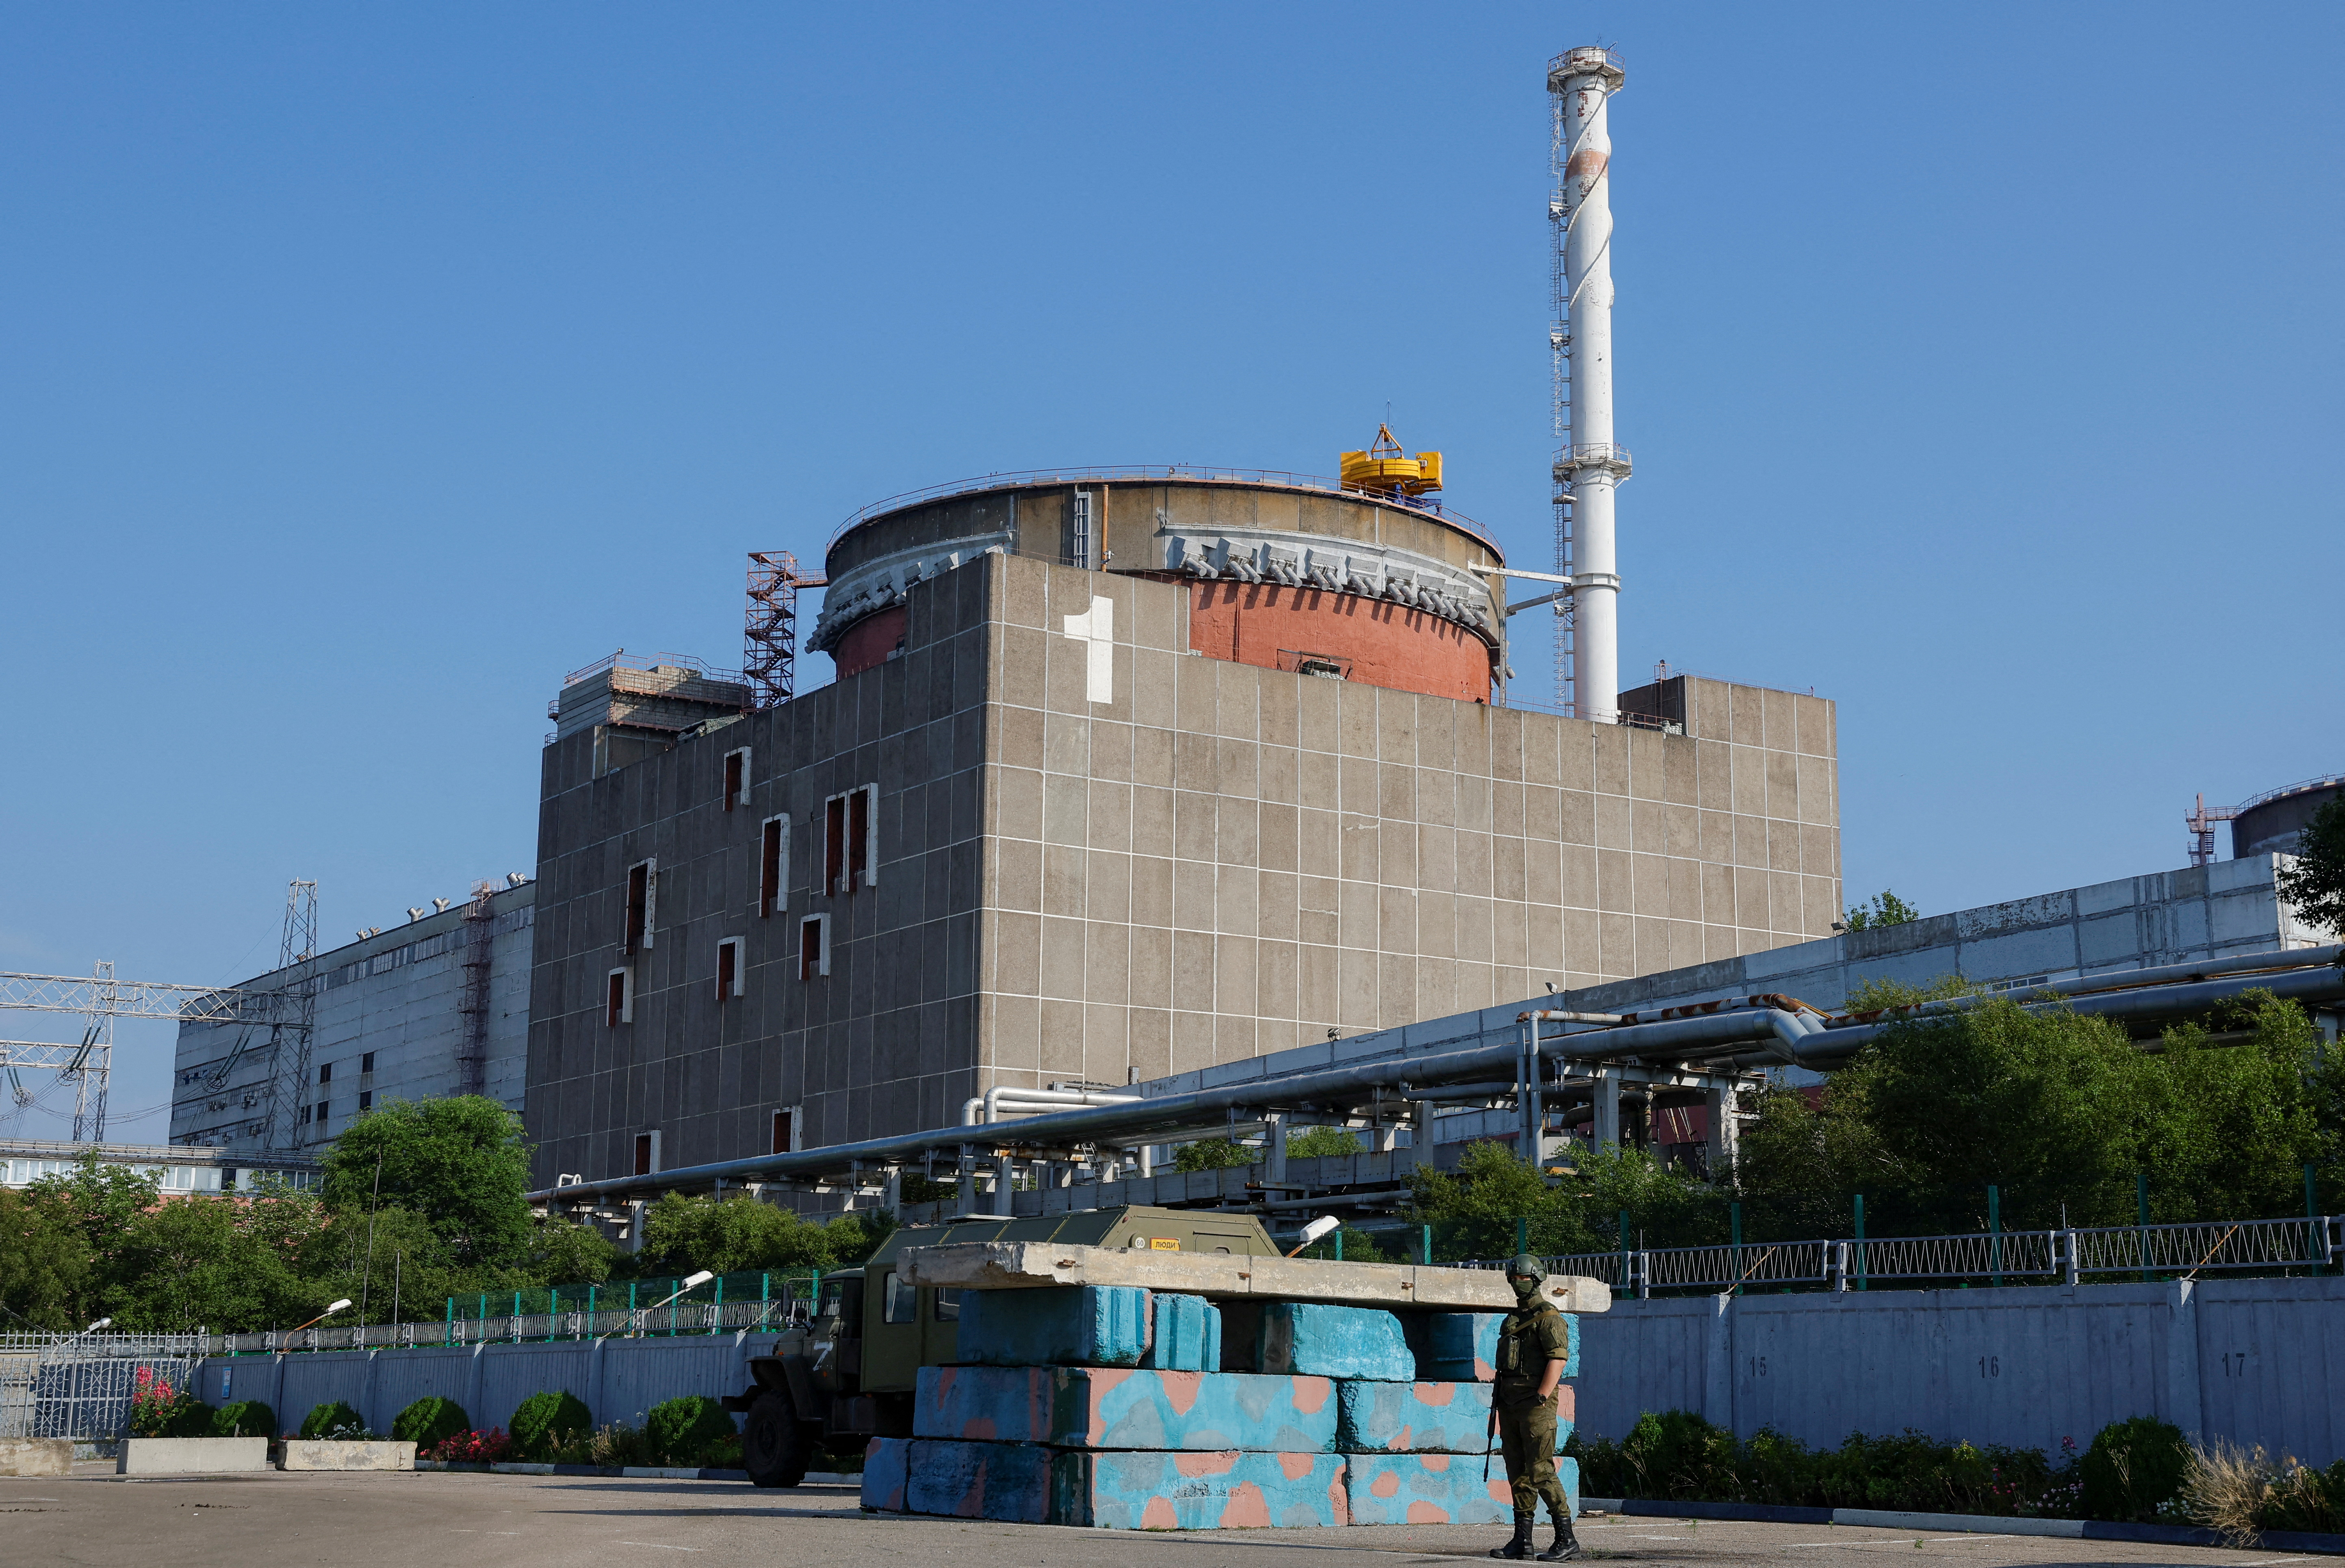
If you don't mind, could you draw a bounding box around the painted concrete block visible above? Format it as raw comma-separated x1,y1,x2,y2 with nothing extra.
0,1438,70,1477
956,1284,1152,1367
861,1437,910,1512
1422,1312,1504,1381
1347,1453,1579,1525
117,1437,270,1475
914,1364,1337,1451
1052,1450,1349,1530
1140,1292,1221,1372
1346,1451,1512,1525
1259,1302,1414,1381
1336,1380,1495,1453
1421,1311,1579,1379
278,1440,417,1471
903,1438,1054,1523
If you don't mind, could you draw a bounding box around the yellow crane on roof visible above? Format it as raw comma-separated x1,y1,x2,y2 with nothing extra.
1339,423,1443,500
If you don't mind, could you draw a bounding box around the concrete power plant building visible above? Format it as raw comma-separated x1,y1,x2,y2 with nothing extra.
523,470,1845,1189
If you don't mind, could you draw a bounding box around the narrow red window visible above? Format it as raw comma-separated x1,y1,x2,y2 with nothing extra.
824,797,847,894
624,863,649,954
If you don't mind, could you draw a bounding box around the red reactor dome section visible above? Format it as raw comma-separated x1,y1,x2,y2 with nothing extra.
809,468,1506,704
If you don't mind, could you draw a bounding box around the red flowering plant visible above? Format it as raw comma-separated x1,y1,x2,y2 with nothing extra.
128,1365,208,1438
427,1427,517,1464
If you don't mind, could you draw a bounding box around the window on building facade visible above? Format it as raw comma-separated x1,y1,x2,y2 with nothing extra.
624,859,657,953
359,1090,373,1112
770,1107,798,1154
798,914,829,980
823,785,879,894
607,966,632,1026
633,1130,662,1176
314,1100,328,1126
716,937,743,1001
760,814,788,918
722,746,751,810
360,1051,375,1074
318,1061,331,1085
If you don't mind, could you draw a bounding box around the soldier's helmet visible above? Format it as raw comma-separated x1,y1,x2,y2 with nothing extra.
1503,1252,1548,1283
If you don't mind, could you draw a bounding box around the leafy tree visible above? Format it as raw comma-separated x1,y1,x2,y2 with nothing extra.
634,1192,877,1277
526,1216,621,1288
322,1096,534,1271
2275,795,2345,935
0,1186,98,1331
104,1186,328,1332
1286,1125,1365,1159
1842,890,1920,931
1171,1137,1255,1172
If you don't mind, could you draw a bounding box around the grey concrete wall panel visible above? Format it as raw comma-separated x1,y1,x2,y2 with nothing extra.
1577,1278,2345,1468
2193,1278,2345,1469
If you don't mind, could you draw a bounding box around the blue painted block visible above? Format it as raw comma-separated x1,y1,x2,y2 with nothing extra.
1259,1303,1415,1382
902,1438,1054,1523
1140,1292,1221,1372
914,1364,1338,1451
860,1437,911,1512
1422,1310,1578,1380
1423,1312,1505,1381
956,1284,1152,1368
1051,1450,1349,1529
1347,1453,1579,1527
1336,1380,1494,1453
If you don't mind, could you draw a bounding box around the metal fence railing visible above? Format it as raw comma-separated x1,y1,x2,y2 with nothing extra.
197,1271,822,1357
1464,1214,2342,1298
0,1332,206,1441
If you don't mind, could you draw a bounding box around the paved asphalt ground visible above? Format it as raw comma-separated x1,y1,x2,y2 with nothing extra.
3,1467,2327,1568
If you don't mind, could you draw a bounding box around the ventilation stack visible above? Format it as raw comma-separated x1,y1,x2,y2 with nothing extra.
1549,46,1628,722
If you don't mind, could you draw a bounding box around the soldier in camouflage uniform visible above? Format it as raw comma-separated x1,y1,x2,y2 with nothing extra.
1489,1253,1578,1561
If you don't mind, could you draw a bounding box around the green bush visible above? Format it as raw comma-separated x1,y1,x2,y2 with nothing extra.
391,1395,470,1451
299,1401,367,1440
161,1397,215,1438
510,1390,593,1461
2080,1415,2189,1523
1567,1410,2063,1517
210,1400,275,1439
643,1396,736,1467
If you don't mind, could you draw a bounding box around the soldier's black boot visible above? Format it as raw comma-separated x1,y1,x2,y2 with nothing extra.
1488,1512,1534,1559
1536,1509,1580,1562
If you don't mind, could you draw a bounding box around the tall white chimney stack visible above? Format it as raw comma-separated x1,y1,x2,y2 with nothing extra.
1549,46,1628,723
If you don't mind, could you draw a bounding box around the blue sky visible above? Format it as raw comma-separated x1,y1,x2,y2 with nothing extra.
4,4,2339,1144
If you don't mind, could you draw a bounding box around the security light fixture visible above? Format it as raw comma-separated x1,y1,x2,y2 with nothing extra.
1288,1215,1342,1256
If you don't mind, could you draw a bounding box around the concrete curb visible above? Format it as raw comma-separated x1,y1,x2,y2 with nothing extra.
413,1460,857,1485
1581,1497,2345,1555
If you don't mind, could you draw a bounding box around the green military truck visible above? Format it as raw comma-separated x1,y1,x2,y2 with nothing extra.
719,1205,1278,1487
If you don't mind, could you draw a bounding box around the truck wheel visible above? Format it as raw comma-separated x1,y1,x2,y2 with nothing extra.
742,1391,812,1488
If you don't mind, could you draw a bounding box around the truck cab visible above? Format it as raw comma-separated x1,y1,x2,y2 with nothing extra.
721,1205,1276,1486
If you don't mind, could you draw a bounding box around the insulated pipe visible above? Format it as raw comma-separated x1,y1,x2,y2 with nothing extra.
1677,962,2345,1072
527,953,2345,1205
527,1007,1805,1204
1830,943,2345,1025
962,1087,1139,1125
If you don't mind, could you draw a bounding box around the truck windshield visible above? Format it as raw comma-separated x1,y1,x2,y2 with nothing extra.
818,1280,844,1319
933,1287,961,1321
